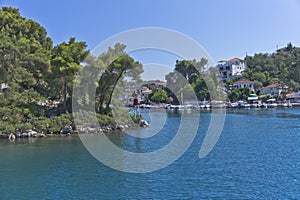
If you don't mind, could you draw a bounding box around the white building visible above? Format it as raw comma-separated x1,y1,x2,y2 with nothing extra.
261,84,282,95
232,80,254,92
217,58,247,81
0,83,9,93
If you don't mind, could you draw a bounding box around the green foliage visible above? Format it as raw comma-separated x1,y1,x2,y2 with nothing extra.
94,45,143,114
245,43,300,91
0,7,52,94
228,89,241,102
0,6,145,135
228,87,251,102
130,114,142,124
150,89,168,103
165,59,220,102
49,37,89,109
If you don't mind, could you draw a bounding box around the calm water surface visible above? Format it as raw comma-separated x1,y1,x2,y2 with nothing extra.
0,108,300,199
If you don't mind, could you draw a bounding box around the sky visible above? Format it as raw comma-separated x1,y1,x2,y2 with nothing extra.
1,0,300,80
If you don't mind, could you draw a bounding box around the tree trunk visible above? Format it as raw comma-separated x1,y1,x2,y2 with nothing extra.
105,70,125,114
63,80,67,109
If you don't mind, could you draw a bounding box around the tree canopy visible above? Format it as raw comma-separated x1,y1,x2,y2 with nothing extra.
244,43,300,91
0,6,143,134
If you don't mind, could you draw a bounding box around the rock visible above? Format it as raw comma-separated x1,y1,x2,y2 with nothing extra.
22,132,29,138
139,120,150,127
87,127,96,133
28,131,38,137
98,129,103,133
1,133,9,139
60,126,72,134
39,133,46,137
15,131,22,138
116,125,125,130
8,133,16,141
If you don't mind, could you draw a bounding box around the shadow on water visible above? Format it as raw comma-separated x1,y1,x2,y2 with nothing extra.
226,108,300,119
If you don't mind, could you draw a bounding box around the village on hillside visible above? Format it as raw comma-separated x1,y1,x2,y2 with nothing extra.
124,56,300,109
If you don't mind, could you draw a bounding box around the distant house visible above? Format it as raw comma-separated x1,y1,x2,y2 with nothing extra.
261,84,282,95
154,82,166,89
217,58,247,81
286,92,300,104
137,86,152,102
232,80,254,91
0,83,9,93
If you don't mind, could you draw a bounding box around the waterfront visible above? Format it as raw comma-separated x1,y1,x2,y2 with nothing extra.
0,108,300,199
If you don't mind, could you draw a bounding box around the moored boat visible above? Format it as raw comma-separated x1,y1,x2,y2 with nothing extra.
266,98,278,108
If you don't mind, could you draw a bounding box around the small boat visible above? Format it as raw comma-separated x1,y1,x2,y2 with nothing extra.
184,104,193,110
204,104,211,109
165,104,183,110
237,100,249,108
250,100,262,108
248,94,261,108
229,102,239,108
266,98,278,108
211,101,226,108
247,94,258,101
282,100,293,107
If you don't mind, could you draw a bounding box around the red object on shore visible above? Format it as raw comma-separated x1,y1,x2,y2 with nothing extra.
133,98,138,106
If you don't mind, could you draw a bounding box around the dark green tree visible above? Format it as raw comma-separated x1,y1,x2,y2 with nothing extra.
50,37,89,109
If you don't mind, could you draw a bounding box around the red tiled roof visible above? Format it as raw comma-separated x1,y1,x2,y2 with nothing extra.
264,84,279,88
233,80,252,84
227,58,245,63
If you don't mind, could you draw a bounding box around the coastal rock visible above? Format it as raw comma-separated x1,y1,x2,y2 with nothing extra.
139,120,150,128
116,125,125,130
87,127,96,133
28,131,38,138
15,131,22,138
8,133,16,141
60,126,72,134
39,133,46,137
22,132,29,138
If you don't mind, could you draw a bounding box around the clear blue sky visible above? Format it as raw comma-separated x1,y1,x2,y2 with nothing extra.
1,0,300,79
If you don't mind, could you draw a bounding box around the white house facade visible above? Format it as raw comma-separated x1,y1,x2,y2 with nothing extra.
232,80,255,92
261,84,282,95
217,58,247,81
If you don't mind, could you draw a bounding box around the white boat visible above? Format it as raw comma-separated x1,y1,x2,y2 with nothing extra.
250,101,261,108
282,100,293,107
211,101,226,108
247,94,261,108
229,102,239,108
184,104,193,110
247,94,258,101
205,104,211,109
199,104,206,109
166,104,184,110
237,100,249,108
266,98,278,108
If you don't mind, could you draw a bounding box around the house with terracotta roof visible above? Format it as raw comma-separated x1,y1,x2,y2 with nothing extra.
217,58,247,81
260,84,282,95
232,80,254,91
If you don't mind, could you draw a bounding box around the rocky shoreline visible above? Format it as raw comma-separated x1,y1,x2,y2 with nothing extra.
0,120,150,141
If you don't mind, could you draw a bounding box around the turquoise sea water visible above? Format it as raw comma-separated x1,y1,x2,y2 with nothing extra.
0,108,300,199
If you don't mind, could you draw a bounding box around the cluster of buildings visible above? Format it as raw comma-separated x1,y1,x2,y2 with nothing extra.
217,58,288,96
122,82,166,105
